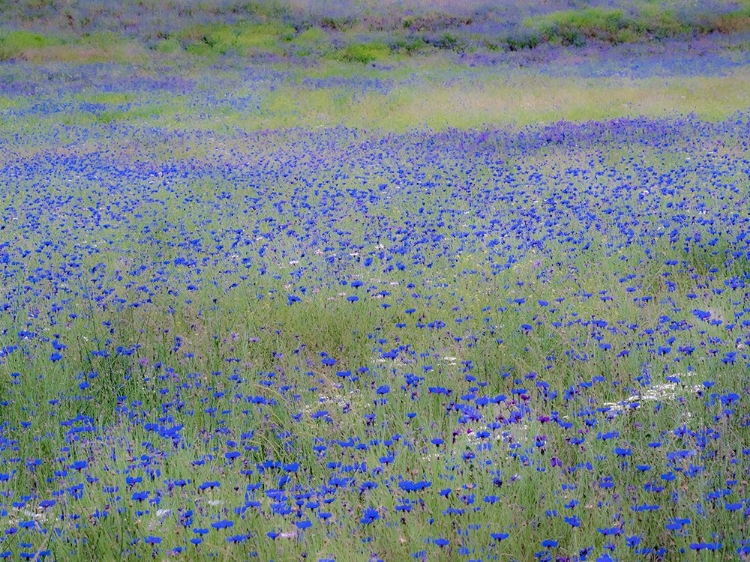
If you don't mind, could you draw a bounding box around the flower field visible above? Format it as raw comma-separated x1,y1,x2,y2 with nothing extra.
1,1,750,561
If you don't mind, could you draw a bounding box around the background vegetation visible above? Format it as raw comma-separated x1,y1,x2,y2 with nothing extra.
2,0,750,62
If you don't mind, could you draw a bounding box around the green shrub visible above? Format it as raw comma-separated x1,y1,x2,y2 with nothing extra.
529,8,631,46
319,16,355,31
338,41,389,63
153,37,182,53
294,26,328,44
0,29,62,59
714,10,750,33
505,30,540,51
175,22,294,56
288,26,331,56
388,36,427,55
425,32,467,52
634,7,688,40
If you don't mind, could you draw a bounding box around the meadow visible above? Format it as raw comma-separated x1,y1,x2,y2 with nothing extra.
1,1,750,561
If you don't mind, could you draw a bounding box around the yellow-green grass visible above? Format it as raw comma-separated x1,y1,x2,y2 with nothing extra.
176,65,750,133
2,59,748,158
0,30,150,64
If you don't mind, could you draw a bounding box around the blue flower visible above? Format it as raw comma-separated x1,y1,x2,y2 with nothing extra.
399,480,431,492
361,507,379,524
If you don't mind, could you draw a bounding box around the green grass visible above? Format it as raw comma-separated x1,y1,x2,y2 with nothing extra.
0,29,62,59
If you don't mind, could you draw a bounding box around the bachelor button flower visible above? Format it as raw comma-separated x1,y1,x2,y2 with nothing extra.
361,507,379,524
132,491,149,502
690,542,722,551
399,480,431,492
626,536,642,548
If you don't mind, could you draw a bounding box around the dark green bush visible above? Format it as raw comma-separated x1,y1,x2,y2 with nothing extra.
388,35,427,55
505,30,540,51
424,32,466,53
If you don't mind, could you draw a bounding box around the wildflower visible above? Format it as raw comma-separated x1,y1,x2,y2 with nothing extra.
626,536,642,548
361,508,379,524
132,491,149,502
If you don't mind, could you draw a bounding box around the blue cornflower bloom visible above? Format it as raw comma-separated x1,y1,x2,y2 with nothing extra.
361,507,379,524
